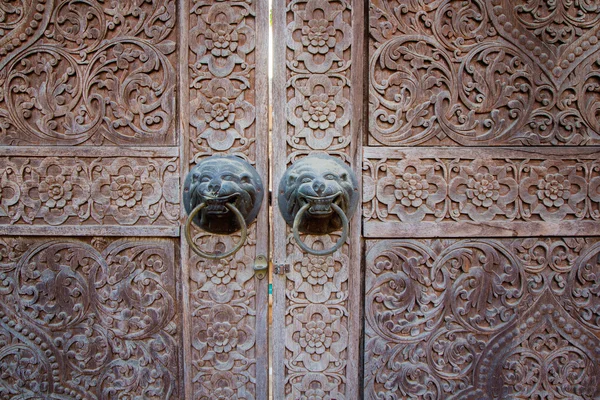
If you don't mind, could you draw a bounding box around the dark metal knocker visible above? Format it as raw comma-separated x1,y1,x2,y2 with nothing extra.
183,156,264,259
278,154,358,255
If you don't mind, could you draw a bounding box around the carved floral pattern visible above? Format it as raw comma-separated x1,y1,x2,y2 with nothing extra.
278,0,356,397
0,0,177,146
189,0,257,161
364,150,597,226
369,0,600,145
0,156,179,227
364,238,600,399
0,237,180,399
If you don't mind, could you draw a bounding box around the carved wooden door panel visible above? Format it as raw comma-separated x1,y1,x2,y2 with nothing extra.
363,1,600,399
0,1,269,399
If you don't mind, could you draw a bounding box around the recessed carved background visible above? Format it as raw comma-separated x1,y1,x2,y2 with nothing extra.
0,237,181,399
365,238,600,399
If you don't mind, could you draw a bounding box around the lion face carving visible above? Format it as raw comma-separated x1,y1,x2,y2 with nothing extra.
184,156,263,234
279,155,358,234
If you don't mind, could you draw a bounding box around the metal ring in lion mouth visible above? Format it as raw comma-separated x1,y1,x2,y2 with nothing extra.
185,202,248,260
292,202,349,256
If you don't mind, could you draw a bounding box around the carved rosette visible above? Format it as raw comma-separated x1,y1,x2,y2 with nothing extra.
364,238,600,399
0,237,180,398
369,0,600,145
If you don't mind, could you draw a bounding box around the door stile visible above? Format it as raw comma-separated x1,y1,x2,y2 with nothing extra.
185,0,270,398
272,0,365,397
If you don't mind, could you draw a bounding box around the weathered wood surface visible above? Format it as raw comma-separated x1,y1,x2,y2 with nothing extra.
365,1,600,399
272,0,365,398
0,0,269,398
364,238,600,399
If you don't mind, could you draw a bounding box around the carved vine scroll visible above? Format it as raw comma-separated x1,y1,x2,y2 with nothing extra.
0,237,181,399
365,238,600,399
369,0,600,146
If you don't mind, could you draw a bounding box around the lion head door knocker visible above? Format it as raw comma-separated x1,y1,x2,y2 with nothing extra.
184,156,264,259
278,154,358,255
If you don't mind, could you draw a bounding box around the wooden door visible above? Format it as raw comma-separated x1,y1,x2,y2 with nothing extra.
272,0,600,399
363,1,600,399
0,1,269,399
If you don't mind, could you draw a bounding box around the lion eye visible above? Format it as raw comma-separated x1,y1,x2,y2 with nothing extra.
201,176,210,183
222,174,234,181
302,177,312,183
325,174,336,180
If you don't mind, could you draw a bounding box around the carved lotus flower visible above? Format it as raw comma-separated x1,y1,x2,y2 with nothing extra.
206,259,237,285
301,19,336,54
205,96,235,130
206,22,239,58
110,174,142,208
394,172,429,207
207,321,239,353
39,174,73,209
537,173,570,207
302,93,337,130
466,173,500,208
300,256,335,285
299,319,333,355
301,389,331,400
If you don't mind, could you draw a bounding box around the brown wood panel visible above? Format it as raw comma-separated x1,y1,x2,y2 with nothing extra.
368,0,600,146
0,236,182,398
272,0,365,398
364,238,600,399
184,0,270,398
363,147,600,237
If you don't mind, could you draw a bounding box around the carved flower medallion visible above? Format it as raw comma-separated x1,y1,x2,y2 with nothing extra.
206,259,237,285
394,172,430,207
207,321,239,354
466,173,500,208
39,174,73,210
110,174,142,208
206,96,235,131
206,21,239,58
301,19,336,55
537,173,571,207
299,319,333,355
302,93,337,130
300,256,335,285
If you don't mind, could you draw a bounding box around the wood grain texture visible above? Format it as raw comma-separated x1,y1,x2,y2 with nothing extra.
272,0,364,398
364,238,600,399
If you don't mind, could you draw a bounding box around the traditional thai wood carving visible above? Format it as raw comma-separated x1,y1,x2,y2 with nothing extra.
369,0,600,146
187,0,269,397
0,237,180,398
272,0,363,398
365,238,600,399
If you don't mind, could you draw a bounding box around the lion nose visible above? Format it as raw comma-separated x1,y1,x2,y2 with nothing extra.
312,179,326,196
208,180,221,194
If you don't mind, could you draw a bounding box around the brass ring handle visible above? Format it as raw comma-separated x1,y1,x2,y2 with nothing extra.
292,203,349,256
185,202,248,260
